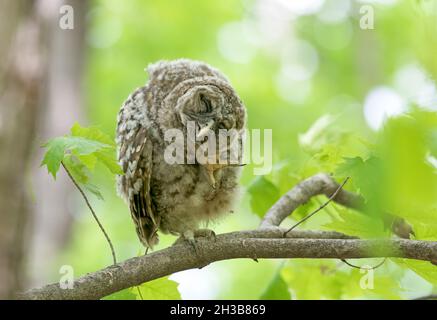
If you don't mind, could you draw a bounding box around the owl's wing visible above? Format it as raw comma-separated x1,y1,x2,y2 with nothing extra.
117,109,159,248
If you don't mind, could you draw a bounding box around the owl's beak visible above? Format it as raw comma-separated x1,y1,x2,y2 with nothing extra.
196,120,215,141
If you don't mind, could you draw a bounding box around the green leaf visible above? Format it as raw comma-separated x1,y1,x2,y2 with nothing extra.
298,114,371,173
282,260,346,300
247,176,280,217
41,136,111,179
66,136,112,155
63,155,90,184
323,206,388,238
41,124,119,179
70,122,115,146
380,114,437,216
260,269,291,300
132,277,181,300
62,156,104,200
40,123,121,201
395,259,437,285
77,154,98,171
84,183,104,201
103,288,137,300
336,156,365,179
282,259,402,299
70,122,122,174
95,150,123,175
41,138,67,178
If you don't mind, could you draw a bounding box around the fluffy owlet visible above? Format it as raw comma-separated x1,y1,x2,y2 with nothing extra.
116,59,246,248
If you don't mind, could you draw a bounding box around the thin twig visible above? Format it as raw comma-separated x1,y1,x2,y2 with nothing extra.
283,177,350,237
61,162,117,264
136,286,144,300
341,258,387,270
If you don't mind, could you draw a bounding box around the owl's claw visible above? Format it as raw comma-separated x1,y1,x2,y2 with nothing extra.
204,163,245,189
194,228,216,241
181,230,199,255
206,169,217,189
173,229,217,254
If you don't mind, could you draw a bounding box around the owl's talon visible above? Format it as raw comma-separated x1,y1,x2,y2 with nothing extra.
173,229,216,253
177,230,200,255
194,228,216,241
187,238,199,255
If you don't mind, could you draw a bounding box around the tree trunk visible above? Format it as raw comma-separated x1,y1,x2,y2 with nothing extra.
28,0,88,288
0,0,45,299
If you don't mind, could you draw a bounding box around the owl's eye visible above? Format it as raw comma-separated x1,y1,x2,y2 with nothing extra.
199,94,213,113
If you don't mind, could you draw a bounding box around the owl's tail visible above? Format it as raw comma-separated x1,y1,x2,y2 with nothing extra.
135,217,159,249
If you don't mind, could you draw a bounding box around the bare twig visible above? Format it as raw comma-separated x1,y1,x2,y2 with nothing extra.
341,258,387,270
61,162,117,265
283,177,350,236
136,286,143,300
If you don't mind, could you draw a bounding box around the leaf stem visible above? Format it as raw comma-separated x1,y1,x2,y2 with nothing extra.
61,161,117,264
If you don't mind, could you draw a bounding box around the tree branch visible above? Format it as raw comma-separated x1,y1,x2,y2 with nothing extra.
260,173,363,228
20,231,437,300
19,173,437,300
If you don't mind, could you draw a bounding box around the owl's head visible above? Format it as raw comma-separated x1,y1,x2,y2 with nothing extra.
170,78,246,139
156,62,246,186
178,85,232,134
152,60,245,137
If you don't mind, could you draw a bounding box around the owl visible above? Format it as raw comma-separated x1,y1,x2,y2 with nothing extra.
116,59,246,249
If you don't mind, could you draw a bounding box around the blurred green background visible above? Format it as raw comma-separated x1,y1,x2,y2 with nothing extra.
41,0,437,299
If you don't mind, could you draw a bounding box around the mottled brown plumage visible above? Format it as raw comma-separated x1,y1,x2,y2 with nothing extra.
116,59,246,248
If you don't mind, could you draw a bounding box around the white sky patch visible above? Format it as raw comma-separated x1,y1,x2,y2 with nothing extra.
317,0,351,24
249,0,295,51
170,267,223,299
245,0,325,53
394,64,437,111
274,40,318,105
275,75,312,105
428,155,437,169
280,40,319,81
363,86,407,131
217,21,258,64
276,0,325,16
356,0,398,5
